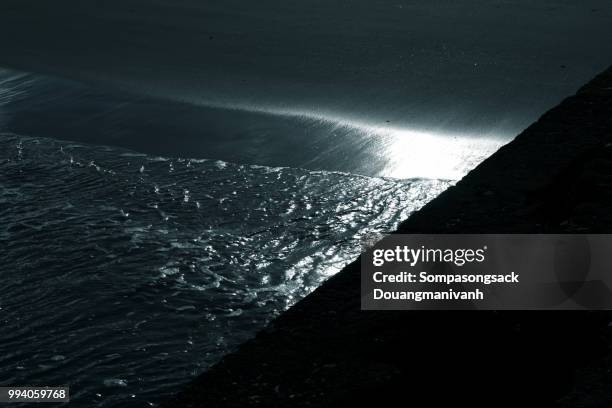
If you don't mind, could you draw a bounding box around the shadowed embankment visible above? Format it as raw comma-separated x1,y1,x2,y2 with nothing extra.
164,66,612,407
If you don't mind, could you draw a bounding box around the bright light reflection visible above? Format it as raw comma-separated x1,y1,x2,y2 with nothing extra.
372,127,506,180
222,104,509,181
157,91,508,181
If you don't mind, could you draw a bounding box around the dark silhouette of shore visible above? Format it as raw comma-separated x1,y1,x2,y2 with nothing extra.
163,66,612,407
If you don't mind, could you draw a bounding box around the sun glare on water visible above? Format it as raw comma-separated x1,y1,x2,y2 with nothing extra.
375,127,505,180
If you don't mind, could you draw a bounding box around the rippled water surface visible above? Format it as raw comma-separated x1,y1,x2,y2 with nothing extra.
0,132,450,406
2,2,612,404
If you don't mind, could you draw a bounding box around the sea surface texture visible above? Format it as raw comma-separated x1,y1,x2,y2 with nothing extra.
1,1,611,405
0,72,449,406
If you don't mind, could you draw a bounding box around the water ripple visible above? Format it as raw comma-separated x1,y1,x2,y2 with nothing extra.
0,132,450,406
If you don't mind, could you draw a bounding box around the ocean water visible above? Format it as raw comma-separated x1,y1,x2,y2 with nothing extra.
0,68,503,181
0,74,450,406
1,2,611,406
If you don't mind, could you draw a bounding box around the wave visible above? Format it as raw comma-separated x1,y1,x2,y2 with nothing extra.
0,67,503,180
0,131,450,406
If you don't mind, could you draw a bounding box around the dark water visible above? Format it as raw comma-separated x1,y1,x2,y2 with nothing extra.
0,69,501,180
1,1,612,406
2,0,612,137
0,74,449,406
